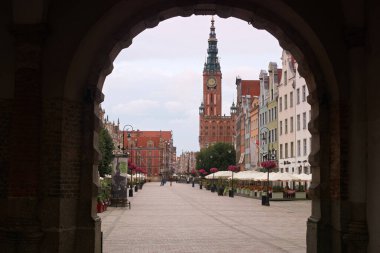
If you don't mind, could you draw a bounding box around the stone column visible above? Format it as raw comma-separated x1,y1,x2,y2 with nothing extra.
342,26,369,252
0,24,46,252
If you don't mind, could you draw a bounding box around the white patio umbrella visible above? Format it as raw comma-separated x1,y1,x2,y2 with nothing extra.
232,171,266,181
205,170,236,179
280,172,299,181
293,173,312,181
255,172,286,181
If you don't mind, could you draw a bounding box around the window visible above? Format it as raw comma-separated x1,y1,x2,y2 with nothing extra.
147,140,154,147
309,110,312,122
285,143,288,158
297,140,301,156
279,97,282,112
285,119,288,134
284,94,288,110
297,88,300,104
291,142,294,157
303,112,307,129
302,85,306,102
290,91,293,108
297,114,300,131
303,138,307,156
284,70,287,85
271,108,274,121
274,128,277,142
280,144,283,159
265,111,267,124
269,110,272,122
280,121,283,135
274,107,277,120
290,116,294,132
310,137,312,154
271,89,274,100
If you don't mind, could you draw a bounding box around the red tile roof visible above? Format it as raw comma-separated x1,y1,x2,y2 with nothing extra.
123,130,172,148
138,131,172,141
241,80,260,97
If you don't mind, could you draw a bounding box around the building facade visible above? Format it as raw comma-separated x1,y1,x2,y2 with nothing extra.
235,77,260,170
123,130,175,182
99,107,122,153
278,50,311,175
258,63,281,166
176,151,197,175
199,17,236,149
249,96,260,170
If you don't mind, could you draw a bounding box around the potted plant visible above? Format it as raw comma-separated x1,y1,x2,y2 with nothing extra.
210,168,218,192
271,185,284,199
217,181,225,196
295,185,306,199
227,165,239,197
260,160,277,206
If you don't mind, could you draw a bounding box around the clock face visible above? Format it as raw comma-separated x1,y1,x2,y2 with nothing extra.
207,77,217,88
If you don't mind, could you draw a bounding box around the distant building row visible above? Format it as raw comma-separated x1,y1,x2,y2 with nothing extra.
198,18,311,175
233,50,311,175
98,111,176,182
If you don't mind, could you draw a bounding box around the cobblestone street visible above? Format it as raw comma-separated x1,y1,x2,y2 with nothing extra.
99,182,310,253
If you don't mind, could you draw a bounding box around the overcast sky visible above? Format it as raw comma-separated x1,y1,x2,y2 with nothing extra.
102,15,282,154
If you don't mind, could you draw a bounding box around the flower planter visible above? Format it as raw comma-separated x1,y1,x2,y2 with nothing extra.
271,192,284,200
97,202,103,213
295,192,306,199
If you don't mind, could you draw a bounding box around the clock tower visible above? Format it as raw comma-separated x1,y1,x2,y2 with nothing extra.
202,16,222,116
199,17,236,149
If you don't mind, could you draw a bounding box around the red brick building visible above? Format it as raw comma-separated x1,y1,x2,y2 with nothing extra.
199,17,236,149
123,130,175,182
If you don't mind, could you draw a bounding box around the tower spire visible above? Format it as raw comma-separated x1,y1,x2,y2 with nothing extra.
204,16,220,73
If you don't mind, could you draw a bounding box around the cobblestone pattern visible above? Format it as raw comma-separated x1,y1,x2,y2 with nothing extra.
100,183,310,253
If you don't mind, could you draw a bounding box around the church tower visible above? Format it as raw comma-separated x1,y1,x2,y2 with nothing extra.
199,17,235,149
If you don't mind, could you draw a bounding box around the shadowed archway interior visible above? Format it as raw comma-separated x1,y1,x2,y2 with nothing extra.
0,1,378,253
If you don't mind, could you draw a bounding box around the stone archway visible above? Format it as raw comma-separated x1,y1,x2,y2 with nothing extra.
1,1,375,253
66,3,338,253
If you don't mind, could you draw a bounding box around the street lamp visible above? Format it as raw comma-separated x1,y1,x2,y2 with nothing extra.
123,124,134,197
260,126,271,206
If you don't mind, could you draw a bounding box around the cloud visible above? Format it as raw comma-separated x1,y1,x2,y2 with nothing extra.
112,99,160,116
102,15,283,153
164,101,182,113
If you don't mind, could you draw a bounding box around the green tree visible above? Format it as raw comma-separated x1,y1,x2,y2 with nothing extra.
98,127,114,177
196,143,236,173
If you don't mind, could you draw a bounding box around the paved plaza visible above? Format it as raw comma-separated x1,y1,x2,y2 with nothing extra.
99,182,311,253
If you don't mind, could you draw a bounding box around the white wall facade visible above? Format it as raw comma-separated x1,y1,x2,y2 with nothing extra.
278,50,311,176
